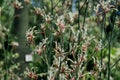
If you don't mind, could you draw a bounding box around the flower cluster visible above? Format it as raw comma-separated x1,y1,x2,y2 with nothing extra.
25,0,120,80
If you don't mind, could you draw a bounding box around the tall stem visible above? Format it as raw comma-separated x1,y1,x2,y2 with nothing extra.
108,39,111,80
49,0,54,65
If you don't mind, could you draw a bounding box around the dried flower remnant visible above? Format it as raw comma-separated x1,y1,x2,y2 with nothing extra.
24,0,30,4
11,41,19,49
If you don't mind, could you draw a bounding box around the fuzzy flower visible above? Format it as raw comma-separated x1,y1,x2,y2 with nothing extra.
25,68,38,80
26,26,36,44
40,24,45,30
58,22,65,32
34,7,45,16
35,38,47,55
82,44,87,53
68,12,74,23
28,72,38,79
14,0,23,9
35,44,45,55
45,14,51,23
94,0,113,15
54,41,65,57
56,16,65,32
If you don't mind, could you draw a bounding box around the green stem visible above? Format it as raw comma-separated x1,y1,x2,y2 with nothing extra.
99,9,106,80
52,0,62,10
111,58,120,69
108,39,111,80
82,1,89,31
48,0,53,66
78,0,88,15
77,0,80,45
99,26,103,80
107,5,116,80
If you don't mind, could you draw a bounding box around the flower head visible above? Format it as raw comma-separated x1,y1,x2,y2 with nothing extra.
26,26,36,44
14,0,23,9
